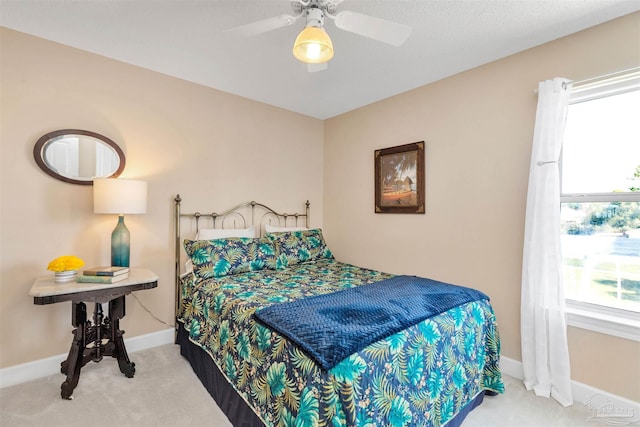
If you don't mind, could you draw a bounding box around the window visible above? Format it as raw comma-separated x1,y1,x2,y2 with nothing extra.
560,68,640,340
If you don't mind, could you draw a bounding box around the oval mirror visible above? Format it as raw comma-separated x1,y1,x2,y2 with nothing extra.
34,129,125,185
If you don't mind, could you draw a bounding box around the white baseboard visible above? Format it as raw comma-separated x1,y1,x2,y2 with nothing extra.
498,355,524,380
500,355,640,419
0,328,175,389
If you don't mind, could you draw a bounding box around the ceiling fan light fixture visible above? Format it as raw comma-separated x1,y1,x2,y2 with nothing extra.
292,26,334,64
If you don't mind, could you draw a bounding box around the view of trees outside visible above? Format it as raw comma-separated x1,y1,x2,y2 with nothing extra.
561,202,640,312
561,166,640,311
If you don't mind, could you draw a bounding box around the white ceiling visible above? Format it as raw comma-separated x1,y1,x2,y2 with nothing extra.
1,0,639,119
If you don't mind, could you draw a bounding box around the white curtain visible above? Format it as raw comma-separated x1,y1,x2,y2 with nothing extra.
521,78,573,407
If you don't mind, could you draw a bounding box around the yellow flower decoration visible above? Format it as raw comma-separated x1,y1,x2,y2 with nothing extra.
47,255,85,272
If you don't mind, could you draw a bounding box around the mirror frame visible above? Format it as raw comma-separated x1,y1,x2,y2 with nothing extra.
33,129,126,185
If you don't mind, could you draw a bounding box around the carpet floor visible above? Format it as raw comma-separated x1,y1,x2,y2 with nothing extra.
0,344,604,426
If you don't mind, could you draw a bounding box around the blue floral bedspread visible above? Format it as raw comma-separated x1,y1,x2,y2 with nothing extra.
178,259,504,427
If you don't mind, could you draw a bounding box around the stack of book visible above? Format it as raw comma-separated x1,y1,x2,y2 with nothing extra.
76,266,129,283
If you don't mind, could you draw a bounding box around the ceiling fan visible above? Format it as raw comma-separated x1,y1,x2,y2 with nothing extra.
224,0,412,72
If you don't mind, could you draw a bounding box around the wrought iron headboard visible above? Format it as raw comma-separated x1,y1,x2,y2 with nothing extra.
173,194,310,331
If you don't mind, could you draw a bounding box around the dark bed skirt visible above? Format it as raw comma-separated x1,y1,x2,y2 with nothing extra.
176,322,266,427
176,321,494,427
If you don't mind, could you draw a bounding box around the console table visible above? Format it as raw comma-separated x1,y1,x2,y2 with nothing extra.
29,268,158,399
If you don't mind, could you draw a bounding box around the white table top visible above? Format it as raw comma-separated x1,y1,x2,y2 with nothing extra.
30,268,158,298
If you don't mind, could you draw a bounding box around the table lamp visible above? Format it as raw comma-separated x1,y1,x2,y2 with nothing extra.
93,178,147,267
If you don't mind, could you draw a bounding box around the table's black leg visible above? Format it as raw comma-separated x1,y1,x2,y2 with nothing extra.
92,303,104,362
109,296,135,378
60,302,87,399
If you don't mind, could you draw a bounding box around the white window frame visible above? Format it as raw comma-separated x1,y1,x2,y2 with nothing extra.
561,67,640,342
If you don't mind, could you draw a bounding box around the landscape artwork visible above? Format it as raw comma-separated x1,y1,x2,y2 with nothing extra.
375,142,425,214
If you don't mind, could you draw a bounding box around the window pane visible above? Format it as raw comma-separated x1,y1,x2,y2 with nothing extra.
561,202,640,312
562,90,640,194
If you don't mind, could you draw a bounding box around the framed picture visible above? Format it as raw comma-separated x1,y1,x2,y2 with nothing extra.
375,141,425,214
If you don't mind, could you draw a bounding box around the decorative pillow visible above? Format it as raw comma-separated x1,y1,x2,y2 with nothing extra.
184,237,277,279
266,228,333,269
196,225,256,240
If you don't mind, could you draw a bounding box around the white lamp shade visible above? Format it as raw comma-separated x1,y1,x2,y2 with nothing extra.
94,178,147,215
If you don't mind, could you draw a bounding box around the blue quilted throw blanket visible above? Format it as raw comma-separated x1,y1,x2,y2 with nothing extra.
255,275,489,371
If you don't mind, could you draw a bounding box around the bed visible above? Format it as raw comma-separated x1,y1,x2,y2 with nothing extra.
174,196,503,427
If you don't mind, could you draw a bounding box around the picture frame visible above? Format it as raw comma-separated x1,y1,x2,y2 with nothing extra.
375,141,425,214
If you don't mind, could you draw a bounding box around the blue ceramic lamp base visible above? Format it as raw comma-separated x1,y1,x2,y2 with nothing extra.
111,215,131,267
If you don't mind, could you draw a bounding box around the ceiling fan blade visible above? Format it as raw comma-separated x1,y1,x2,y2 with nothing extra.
308,63,328,73
334,11,412,46
224,14,298,37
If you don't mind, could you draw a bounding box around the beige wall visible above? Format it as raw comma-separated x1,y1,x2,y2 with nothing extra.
323,12,640,401
0,28,323,368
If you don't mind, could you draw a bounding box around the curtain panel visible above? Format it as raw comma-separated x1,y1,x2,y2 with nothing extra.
521,78,573,407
